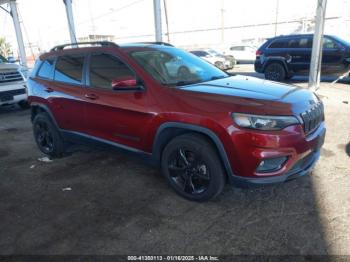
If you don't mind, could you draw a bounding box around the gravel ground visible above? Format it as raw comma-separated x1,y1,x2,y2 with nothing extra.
0,76,349,256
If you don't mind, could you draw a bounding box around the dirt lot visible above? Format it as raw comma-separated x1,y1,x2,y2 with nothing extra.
0,75,349,256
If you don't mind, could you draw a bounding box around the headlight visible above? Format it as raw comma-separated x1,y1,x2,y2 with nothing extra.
232,113,300,131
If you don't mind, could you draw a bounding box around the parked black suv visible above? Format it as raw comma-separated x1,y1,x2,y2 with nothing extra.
255,34,350,81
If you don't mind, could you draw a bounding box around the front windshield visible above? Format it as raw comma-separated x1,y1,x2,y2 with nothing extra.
130,48,228,86
332,35,350,48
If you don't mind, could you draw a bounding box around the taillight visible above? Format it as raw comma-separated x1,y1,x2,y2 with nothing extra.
256,50,263,56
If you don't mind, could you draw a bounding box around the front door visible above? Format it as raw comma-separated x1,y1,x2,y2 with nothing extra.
287,36,312,75
83,52,150,150
321,37,347,75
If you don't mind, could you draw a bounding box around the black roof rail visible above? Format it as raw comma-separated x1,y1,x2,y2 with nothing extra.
50,41,119,52
137,42,174,47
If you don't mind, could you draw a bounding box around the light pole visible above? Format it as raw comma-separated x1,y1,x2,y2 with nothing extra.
1,0,28,68
308,0,327,91
63,0,77,44
274,0,279,36
153,0,162,42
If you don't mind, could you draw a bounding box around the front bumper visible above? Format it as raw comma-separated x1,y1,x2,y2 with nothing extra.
226,122,326,187
0,82,27,106
230,150,320,188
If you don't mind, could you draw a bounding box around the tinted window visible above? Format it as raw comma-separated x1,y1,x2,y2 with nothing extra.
89,54,135,89
54,55,84,85
268,39,288,48
323,37,337,49
299,37,313,48
287,39,299,48
38,58,55,79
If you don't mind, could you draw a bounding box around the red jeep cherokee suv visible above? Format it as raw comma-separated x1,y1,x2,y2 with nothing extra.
28,42,326,201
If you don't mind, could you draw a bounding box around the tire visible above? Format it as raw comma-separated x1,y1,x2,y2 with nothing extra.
161,133,226,201
18,100,30,109
264,62,286,82
33,112,65,158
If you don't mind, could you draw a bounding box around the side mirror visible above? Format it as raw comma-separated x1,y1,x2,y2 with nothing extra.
112,76,138,90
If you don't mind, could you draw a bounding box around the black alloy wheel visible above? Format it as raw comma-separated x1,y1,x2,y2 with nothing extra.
264,63,286,82
34,120,54,154
33,112,65,157
168,147,211,195
161,134,226,201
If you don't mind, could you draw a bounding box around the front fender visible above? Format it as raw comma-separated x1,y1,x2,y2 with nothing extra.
150,119,237,179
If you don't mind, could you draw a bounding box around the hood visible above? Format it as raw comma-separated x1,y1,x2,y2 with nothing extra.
0,63,20,71
178,75,319,115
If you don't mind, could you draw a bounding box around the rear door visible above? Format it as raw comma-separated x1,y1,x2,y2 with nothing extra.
49,54,88,132
83,52,149,150
287,36,313,74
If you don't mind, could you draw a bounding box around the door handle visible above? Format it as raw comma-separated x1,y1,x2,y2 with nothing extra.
85,93,99,100
44,87,54,93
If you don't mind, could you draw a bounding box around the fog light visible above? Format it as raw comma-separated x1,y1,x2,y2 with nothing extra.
256,156,288,173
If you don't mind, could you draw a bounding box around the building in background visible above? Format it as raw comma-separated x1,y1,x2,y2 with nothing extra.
78,34,115,42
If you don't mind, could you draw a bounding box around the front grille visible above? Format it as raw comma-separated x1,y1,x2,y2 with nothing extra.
0,70,23,83
301,102,324,135
0,89,26,98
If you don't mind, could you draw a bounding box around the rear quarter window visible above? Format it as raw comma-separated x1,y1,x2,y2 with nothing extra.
37,58,55,79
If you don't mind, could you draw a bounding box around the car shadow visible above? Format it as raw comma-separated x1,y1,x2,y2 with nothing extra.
0,104,28,115
346,142,350,157
0,106,330,256
0,140,329,255
286,75,350,85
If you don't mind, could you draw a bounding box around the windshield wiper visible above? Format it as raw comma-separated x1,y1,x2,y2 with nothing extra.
168,76,229,87
210,75,229,81
167,80,201,86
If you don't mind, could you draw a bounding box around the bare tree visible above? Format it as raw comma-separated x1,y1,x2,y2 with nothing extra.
0,37,12,58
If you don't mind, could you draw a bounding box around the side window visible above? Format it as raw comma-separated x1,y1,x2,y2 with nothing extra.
89,54,135,90
287,39,299,48
323,37,337,49
299,37,313,48
54,55,85,85
37,58,55,79
268,39,287,48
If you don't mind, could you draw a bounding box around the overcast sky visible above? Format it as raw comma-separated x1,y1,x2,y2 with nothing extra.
1,0,350,54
